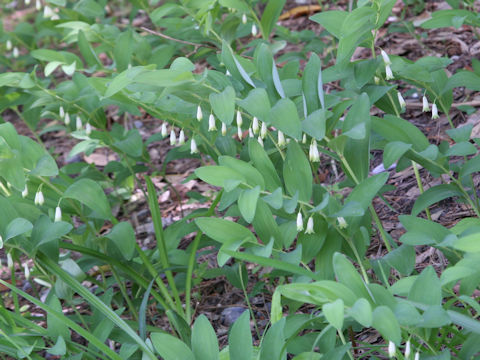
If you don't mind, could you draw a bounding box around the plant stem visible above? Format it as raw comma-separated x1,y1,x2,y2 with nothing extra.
412,161,432,220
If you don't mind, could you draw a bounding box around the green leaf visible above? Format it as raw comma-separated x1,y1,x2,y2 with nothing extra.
451,232,480,252
372,115,429,151
259,318,286,360
31,215,72,247
349,298,372,327
383,245,415,276
408,266,441,306
267,98,302,139
210,86,236,125
4,218,32,241
372,306,401,344
219,156,265,189
238,88,271,122
151,333,195,360
48,336,66,356
445,141,477,156
252,199,284,248
262,187,283,209
114,30,133,72
260,0,287,39
229,310,253,360
333,252,370,300
302,109,326,140
383,141,411,169
113,129,143,158
302,54,321,114
411,184,464,217
323,299,344,330
195,165,246,188
248,140,282,192
309,10,347,39
345,173,389,212
105,222,136,260
192,315,219,360
283,141,312,202
64,178,112,219
238,186,260,223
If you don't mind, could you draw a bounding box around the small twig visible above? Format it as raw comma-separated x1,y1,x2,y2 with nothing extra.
139,27,216,49
406,100,480,109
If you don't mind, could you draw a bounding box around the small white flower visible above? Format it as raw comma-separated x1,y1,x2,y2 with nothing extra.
36,0,41,10
422,96,429,112
178,130,185,145
257,136,263,147
302,133,307,144
374,76,380,85
385,65,394,80
221,122,227,136
251,24,257,37
381,50,391,65
25,0,31,5
226,69,231,76
23,263,30,280
7,253,13,270
277,131,285,146
296,212,303,231
35,190,44,206
305,217,314,234
405,340,411,359
13,47,19,58
59,106,64,118
414,351,420,360
85,123,92,136
6,40,12,51
54,206,62,222
169,130,176,146
190,138,198,154
252,117,259,135
33,278,52,288
309,140,319,162
431,103,439,119
22,186,28,198
64,112,70,125
43,5,55,18
236,110,243,127
337,217,347,229
249,127,254,138
161,122,168,137
196,105,203,121
397,92,406,108
0,235,3,249
76,116,82,130
208,113,216,131
388,341,396,358
260,122,267,139
242,13,247,24
237,126,243,140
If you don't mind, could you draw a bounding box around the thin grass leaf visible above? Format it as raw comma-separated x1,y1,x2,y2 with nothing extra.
139,279,155,341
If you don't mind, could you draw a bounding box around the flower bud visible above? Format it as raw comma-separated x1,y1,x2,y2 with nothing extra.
432,103,439,119
414,352,420,360
381,50,391,65
405,340,411,359
305,217,314,234
59,106,65,118
64,112,70,125
196,105,203,121
252,117,259,134
76,116,82,130
208,113,216,131
251,24,257,37
260,122,267,139
385,65,394,80
54,206,62,222
23,263,30,280
221,122,227,136
161,122,168,137
422,96,429,112
257,136,263,147
388,341,396,358
7,253,13,270
302,133,307,144
296,212,303,231
22,186,28,198
226,69,231,76
190,138,198,154
374,76,380,85
277,131,285,146
6,40,12,51
13,47,19,58
242,13,247,24
397,92,406,108
249,127,254,138
178,129,185,145
170,130,176,146
236,110,243,127
85,123,92,136
337,216,347,229
237,126,243,140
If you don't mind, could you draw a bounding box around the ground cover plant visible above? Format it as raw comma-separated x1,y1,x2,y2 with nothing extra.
1,0,480,358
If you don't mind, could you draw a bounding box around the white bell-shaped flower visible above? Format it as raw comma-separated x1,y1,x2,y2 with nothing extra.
252,117,259,134
432,103,439,119
85,123,92,136
397,92,406,108
422,96,429,112
178,130,185,145
404,340,411,359
277,131,286,146
388,341,396,358
257,136,263,147
242,13,247,24
337,216,347,229
13,47,19,58
296,212,303,231
221,122,227,136
76,116,82,130
305,217,314,234
237,126,243,140
385,65,394,80
251,24,257,37
190,138,198,154
208,114,217,131
170,129,176,146
236,110,243,127
196,105,203,121
64,112,70,125
54,206,62,222
161,122,168,137
260,122,267,139
6,40,12,51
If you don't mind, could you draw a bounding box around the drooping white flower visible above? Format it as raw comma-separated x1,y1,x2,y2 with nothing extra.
374,76,380,85
59,106,65,118
43,5,55,18
405,340,411,359
257,136,263,147
305,217,314,234
388,341,396,358
54,206,62,222
251,24,257,37
296,212,303,231
7,253,13,270
277,131,286,146
337,216,347,229
236,110,243,127
85,123,92,136
385,65,394,80
23,263,30,280
226,69,231,76
431,103,439,119
381,50,391,65
170,129,176,145
208,113,216,131
221,122,227,136
190,138,198,154
196,105,203,121
0,235,3,249
13,47,19,58
302,133,307,144
6,40,12,51
248,127,254,138
36,0,41,11
237,126,243,140
422,96,429,112
161,122,168,137
260,122,267,139
397,92,406,108
252,117,259,134
76,116,82,130
64,112,70,125
22,186,28,198
178,129,185,145
309,140,319,162
35,189,44,206
414,352,420,360
242,13,247,24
